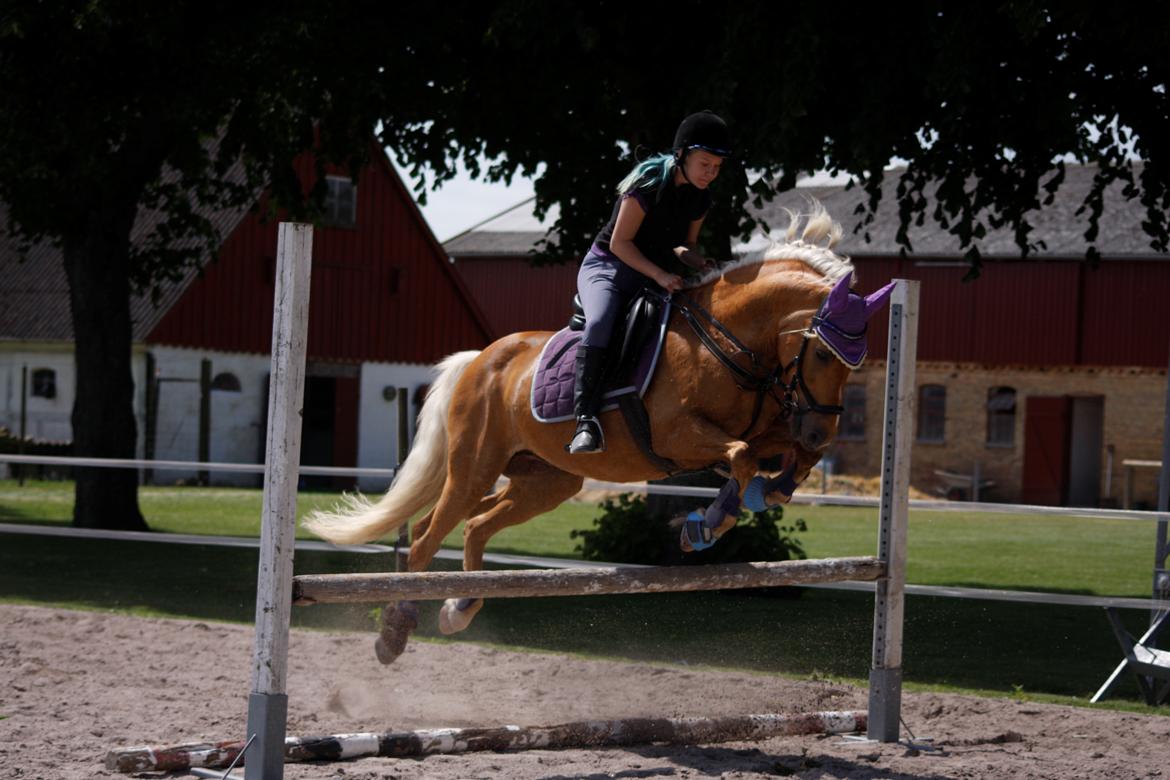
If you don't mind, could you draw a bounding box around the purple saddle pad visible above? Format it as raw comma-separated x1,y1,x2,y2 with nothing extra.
530,301,672,423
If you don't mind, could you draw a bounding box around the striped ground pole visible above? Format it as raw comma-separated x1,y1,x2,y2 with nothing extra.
105,710,867,773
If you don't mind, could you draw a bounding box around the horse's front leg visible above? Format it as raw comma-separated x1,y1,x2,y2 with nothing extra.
740,446,824,511
657,418,758,553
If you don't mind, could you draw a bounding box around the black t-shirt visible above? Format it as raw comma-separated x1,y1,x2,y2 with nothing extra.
593,176,712,277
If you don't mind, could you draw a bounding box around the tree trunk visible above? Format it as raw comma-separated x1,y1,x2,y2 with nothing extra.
62,208,148,531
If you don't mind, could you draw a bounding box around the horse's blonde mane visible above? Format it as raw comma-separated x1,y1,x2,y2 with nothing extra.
688,200,854,288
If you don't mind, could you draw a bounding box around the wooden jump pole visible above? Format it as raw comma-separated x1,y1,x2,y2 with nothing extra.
292,556,885,605
106,710,867,773
246,223,313,780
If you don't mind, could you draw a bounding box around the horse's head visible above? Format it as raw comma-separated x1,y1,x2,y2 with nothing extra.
777,273,896,451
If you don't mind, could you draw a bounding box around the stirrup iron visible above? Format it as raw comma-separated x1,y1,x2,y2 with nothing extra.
567,415,605,454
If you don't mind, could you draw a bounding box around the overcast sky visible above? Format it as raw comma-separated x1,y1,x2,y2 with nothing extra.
387,150,861,244
388,152,537,243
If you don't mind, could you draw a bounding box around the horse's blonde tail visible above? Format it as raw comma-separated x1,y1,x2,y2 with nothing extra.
302,350,481,545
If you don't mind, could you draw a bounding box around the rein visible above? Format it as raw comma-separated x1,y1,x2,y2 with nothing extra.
673,294,844,439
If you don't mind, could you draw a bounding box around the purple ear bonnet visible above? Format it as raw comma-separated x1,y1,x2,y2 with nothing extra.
812,277,896,369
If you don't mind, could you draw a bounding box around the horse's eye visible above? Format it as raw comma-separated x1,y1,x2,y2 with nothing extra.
815,347,832,362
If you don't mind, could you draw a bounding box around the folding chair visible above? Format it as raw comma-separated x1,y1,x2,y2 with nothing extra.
1092,608,1170,705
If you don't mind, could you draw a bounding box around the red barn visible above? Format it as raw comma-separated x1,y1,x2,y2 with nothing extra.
0,145,492,488
444,199,578,335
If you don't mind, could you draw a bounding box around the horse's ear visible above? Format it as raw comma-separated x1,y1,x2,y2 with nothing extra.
825,274,851,315
864,281,897,321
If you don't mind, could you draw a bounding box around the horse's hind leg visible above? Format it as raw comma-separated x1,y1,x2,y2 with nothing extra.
438,467,584,635
375,432,511,664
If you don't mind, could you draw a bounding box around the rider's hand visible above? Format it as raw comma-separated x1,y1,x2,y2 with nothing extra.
679,248,714,272
657,271,684,293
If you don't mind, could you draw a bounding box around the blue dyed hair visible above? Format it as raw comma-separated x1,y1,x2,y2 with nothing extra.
616,153,675,194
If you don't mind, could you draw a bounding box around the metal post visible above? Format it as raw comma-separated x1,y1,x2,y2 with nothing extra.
972,461,982,503
246,223,313,780
1104,444,1115,502
198,358,212,485
17,365,27,486
396,387,409,572
868,279,918,743
143,353,157,486
1153,335,1170,633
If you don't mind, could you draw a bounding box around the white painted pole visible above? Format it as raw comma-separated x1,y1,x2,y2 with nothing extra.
246,223,313,780
868,279,918,742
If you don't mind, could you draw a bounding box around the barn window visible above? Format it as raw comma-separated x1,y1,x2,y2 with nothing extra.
839,384,866,440
986,386,1016,446
210,372,242,392
325,176,357,227
917,384,946,442
31,368,57,399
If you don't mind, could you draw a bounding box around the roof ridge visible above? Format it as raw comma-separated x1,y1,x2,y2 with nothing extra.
442,195,538,245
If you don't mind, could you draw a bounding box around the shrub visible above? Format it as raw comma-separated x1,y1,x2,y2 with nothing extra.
571,493,674,566
571,493,808,571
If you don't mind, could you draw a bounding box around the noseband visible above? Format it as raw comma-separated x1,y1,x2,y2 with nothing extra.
673,294,844,439
781,334,846,419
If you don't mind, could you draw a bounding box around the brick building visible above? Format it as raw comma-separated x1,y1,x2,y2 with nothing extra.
447,166,1169,507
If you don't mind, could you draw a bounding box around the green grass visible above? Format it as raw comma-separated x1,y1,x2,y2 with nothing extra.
0,479,1164,707
0,479,595,557
0,480,1156,597
790,504,1155,597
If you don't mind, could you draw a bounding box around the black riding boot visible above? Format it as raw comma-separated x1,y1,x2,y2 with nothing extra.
567,345,608,454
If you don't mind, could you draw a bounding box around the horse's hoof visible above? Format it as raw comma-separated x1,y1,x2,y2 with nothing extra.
438,597,483,635
765,489,794,506
679,511,716,553
374,601,418,665
373,634,404,665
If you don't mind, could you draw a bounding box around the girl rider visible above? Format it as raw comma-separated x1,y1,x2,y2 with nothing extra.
567,110,732,454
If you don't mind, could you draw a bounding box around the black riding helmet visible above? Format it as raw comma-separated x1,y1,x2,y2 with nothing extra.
673,110,733,159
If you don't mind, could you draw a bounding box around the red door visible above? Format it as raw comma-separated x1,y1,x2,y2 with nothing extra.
1021,396,1072,506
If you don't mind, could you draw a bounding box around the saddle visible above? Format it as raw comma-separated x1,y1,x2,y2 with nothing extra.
531,288,678,470
530,288,677,473
567,288,664,385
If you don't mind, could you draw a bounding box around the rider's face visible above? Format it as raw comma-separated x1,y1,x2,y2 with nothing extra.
682,150,724,189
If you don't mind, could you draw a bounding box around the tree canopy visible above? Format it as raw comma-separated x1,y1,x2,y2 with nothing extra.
385,3,1169,268
1,1,1167,527
5,2,1168,281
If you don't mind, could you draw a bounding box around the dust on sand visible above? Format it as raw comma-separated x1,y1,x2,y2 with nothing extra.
1,604,1168,779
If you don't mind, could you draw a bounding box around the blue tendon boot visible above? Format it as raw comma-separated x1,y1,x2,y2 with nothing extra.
681,478,742,551
744,461,800,512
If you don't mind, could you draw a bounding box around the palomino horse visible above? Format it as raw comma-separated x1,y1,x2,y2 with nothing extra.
305,205,892,663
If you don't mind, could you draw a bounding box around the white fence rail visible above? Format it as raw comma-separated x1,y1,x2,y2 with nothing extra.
0,453,394,479
3,452,1166,523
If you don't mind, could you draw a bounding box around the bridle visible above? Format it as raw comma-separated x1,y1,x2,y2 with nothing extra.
673,293,845,440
